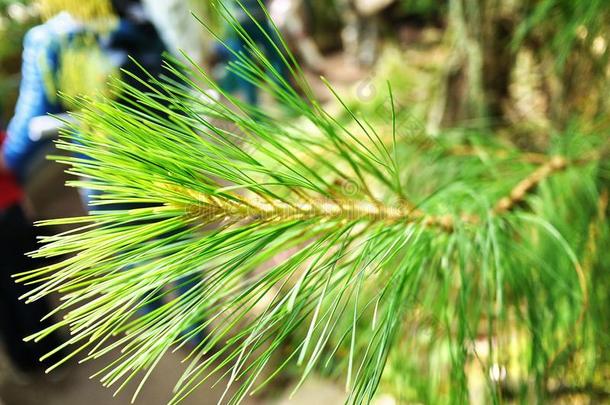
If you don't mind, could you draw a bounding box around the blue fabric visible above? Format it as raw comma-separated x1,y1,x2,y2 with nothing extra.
229,0,268,23
220,0,285,106
100,19,167,84
225,19,288,106
3,14,167,180
3,14,81,179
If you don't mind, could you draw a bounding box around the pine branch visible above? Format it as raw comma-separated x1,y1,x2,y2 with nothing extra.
494,155,568,214
14,2,607,404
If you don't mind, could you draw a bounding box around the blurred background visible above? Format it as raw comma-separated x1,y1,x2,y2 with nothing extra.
0,0,608,404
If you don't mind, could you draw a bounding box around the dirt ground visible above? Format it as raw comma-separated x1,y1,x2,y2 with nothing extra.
0,350,251,405
0,348,346,405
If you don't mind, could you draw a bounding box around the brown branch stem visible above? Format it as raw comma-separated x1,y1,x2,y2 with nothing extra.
165,155,575,232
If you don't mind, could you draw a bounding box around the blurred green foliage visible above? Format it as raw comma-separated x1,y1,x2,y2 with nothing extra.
0,0,38,124
398,0,446,17
514,0,610,69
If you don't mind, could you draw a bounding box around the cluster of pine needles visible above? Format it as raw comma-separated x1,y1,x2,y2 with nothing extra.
14,1,610,404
